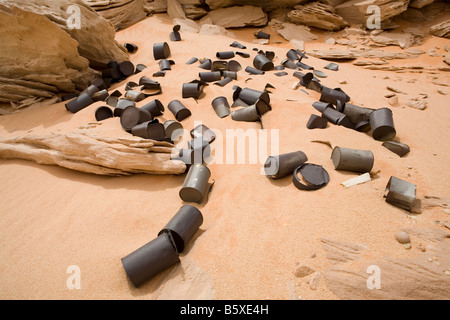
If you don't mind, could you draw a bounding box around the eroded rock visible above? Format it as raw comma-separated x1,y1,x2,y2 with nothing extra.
83,0,146,30
0,132,186,176
335,0,409,26
0,5,96,105
430,20,450,38
199,5,267,28
287,2,349,31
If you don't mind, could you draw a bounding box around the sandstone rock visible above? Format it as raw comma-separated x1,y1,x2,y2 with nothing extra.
145,0,207,20
0,132,186,176
406,99,428,110
293,265,315,278
269,8,291,23
182,4,208,20
388,95,399,106
0,5,96,105
430,20,450,38
370,32,423,49
205,0,309,11
144,0,167,13
287,2,349,31
409,0,435,9
167,0,186,19
335,0,409,26
83,0,146,30
400,7,426,22
444,57,450,67
291,39,305,51
199,23,235,37
307,50,358,60
1,0,129,69
323,229,450,299
325,38,336,45
199,6,267,28
276,22,318,42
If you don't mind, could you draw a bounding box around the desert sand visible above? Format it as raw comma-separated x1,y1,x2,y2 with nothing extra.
0,13,449,300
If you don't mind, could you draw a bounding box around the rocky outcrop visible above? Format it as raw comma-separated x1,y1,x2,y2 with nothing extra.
145,0,208,20
0,0,129,68
409,0,435,9
430,20,450,38
369,31,424,49
205,0,309,11
0,5,96,104
335,0,410,26
322,228,450,299
275,22,318,42
83,0,147,31
199,5,267,28
287,2,349,31
0,132,186,176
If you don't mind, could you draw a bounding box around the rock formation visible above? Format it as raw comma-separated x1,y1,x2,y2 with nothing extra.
409,0,435,8
0,0,130,107
145,0,208,20
199,5,267,28
205,0,309,11
321,228,450,299
0,0,129,68
287,2,349,31
335,0,410,25
83,0,147,31
0,131,186,176
0,5,96,104
430,20,450,38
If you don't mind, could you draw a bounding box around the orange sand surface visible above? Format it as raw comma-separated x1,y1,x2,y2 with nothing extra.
0,14,449,300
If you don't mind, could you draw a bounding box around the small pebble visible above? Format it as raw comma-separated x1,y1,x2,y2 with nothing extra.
427,257,433,262
388,95,399,106
395,231,410,244
293,265,315,278
403,243,411,250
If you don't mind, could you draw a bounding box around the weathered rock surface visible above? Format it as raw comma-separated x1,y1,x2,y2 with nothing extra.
145,0,208,20
275,22,318,42
83,0,147,30
199,5,267,28
409,0,435,9
0,5,96,104
287,2,349,31
307,49,358,60
0,0,129,68
199,23,235,37
445,55,450,66
322,229,450,300
430,20,450,38
0,132,186,176
205,0,309,11
369,31,424,49
335,0,410,25
167,0,186,19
